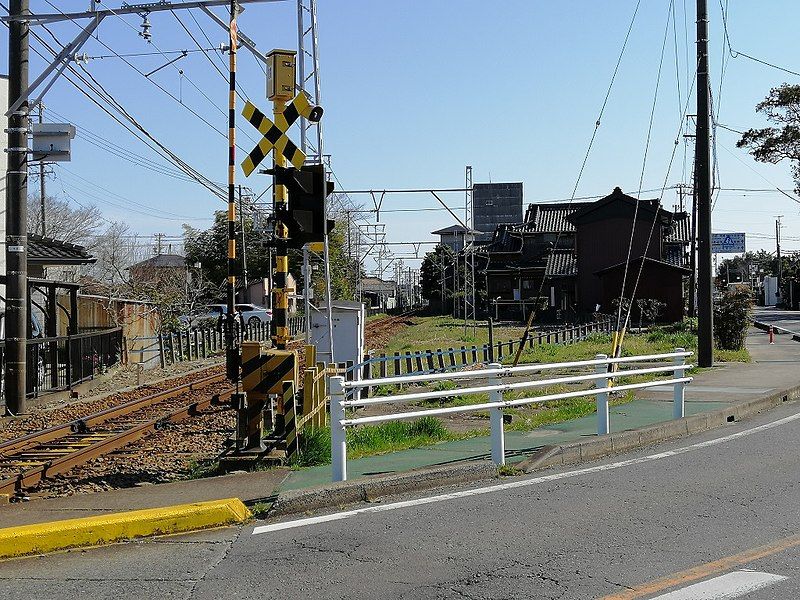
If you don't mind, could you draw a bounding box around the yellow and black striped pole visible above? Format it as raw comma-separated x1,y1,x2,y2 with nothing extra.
226,0,239,381
272,96,290,350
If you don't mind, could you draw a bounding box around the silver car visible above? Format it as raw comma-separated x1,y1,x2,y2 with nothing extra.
235,304,272,327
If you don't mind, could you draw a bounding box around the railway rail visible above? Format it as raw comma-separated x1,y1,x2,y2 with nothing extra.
0,373,232,497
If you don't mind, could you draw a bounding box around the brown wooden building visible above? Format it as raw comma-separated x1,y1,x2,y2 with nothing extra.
484,187,690,322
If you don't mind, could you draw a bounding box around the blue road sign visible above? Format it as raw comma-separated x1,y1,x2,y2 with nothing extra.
711,232,746,254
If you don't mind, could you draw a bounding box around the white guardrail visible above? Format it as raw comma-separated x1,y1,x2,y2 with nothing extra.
328,349,693,482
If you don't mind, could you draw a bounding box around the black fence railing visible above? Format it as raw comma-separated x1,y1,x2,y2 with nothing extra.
129,315,306,368
0,327,123,400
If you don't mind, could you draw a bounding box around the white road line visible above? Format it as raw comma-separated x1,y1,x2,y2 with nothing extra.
650,570,787,599
252,410,800,536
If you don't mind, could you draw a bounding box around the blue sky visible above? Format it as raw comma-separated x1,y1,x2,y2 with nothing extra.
3,1,800,272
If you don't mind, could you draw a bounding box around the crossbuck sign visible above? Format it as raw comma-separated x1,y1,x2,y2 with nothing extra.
241,92,322,176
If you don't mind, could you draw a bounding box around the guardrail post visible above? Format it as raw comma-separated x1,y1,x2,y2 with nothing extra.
595,353,610,435
673,347,686,419
330,375,347,482
488,362,505,466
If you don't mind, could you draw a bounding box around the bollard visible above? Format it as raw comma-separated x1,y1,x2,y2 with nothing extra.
488,362,505,466
673,347,686,419
330,376,347,482
595,354,609,435
769,326,775,344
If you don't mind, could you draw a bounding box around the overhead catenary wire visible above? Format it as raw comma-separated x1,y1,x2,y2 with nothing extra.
41,0,259,149
0,4,228,202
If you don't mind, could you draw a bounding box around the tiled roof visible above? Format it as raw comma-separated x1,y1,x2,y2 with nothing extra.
431,225,473,235
521,202,593,233
130,254,186,269
544,250,577,277
27,233,95,265
664,212,691,243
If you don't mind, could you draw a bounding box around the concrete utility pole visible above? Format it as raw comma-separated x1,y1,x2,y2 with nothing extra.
776,216,783,296
5,0,30,415
38,103,46,236
695,0,713,368
225,0,239,380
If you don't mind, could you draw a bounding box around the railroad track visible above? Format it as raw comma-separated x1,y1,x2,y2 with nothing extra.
365,311,416,337
0,373,232,497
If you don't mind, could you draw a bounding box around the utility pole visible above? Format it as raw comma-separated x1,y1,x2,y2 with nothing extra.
38,103,46,236
776,215,783,296
225,0,239,381
5,0,30,415
695,0,713,367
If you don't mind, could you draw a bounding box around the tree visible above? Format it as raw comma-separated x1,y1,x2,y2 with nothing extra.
737,84,800,194
27,194,102,242
183,211,271,293
420,244,455,314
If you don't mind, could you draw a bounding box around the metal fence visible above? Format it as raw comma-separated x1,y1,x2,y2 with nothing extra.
0,327,123,400
354,318,615,383
127,316,306,368
329,349,693,481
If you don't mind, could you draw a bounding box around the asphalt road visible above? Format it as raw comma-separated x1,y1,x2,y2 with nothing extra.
2,396,800,599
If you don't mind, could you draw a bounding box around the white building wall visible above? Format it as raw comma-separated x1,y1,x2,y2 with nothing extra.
0,74,8,306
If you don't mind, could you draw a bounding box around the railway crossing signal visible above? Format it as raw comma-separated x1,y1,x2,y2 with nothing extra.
240,93,322,176
267,164,335,249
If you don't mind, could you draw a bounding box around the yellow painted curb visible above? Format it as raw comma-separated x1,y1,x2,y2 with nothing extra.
0,498,251,560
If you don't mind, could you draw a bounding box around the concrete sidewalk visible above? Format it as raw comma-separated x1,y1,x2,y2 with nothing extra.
1,324,797,530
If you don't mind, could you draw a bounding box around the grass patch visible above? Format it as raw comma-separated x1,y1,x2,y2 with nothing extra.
348,416,450,459
382,316,528,354
289,416,455,467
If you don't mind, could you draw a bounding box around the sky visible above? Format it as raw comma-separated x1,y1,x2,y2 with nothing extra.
2,0,800,275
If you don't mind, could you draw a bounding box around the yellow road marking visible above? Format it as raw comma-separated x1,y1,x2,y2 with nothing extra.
599,532,800,599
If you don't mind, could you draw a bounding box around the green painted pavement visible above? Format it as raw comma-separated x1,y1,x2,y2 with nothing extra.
281,398,724,491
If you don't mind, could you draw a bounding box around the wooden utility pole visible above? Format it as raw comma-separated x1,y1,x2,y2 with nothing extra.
695,0,713,367
5,0,30,415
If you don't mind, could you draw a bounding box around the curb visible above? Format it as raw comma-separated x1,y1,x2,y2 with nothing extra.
267,382,800,520
752,320,800,342
0,497,251,560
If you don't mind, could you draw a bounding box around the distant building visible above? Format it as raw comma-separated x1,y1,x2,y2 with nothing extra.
128,253,187,288
473,182,523,244
431,224,478,253
360,276,397,311
484,187,691,323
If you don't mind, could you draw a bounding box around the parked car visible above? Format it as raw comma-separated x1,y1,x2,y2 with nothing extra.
179,304,245,329
235,304,272,327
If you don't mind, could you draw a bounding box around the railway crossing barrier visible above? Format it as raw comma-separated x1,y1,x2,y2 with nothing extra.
329,349,693,482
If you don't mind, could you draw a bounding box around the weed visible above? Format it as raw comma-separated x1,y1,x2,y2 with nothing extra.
247,501,272,519
498,464,522,477
290,426,332,468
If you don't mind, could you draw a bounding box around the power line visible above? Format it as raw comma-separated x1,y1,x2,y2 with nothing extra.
41,0,259,148
718,0,800,78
